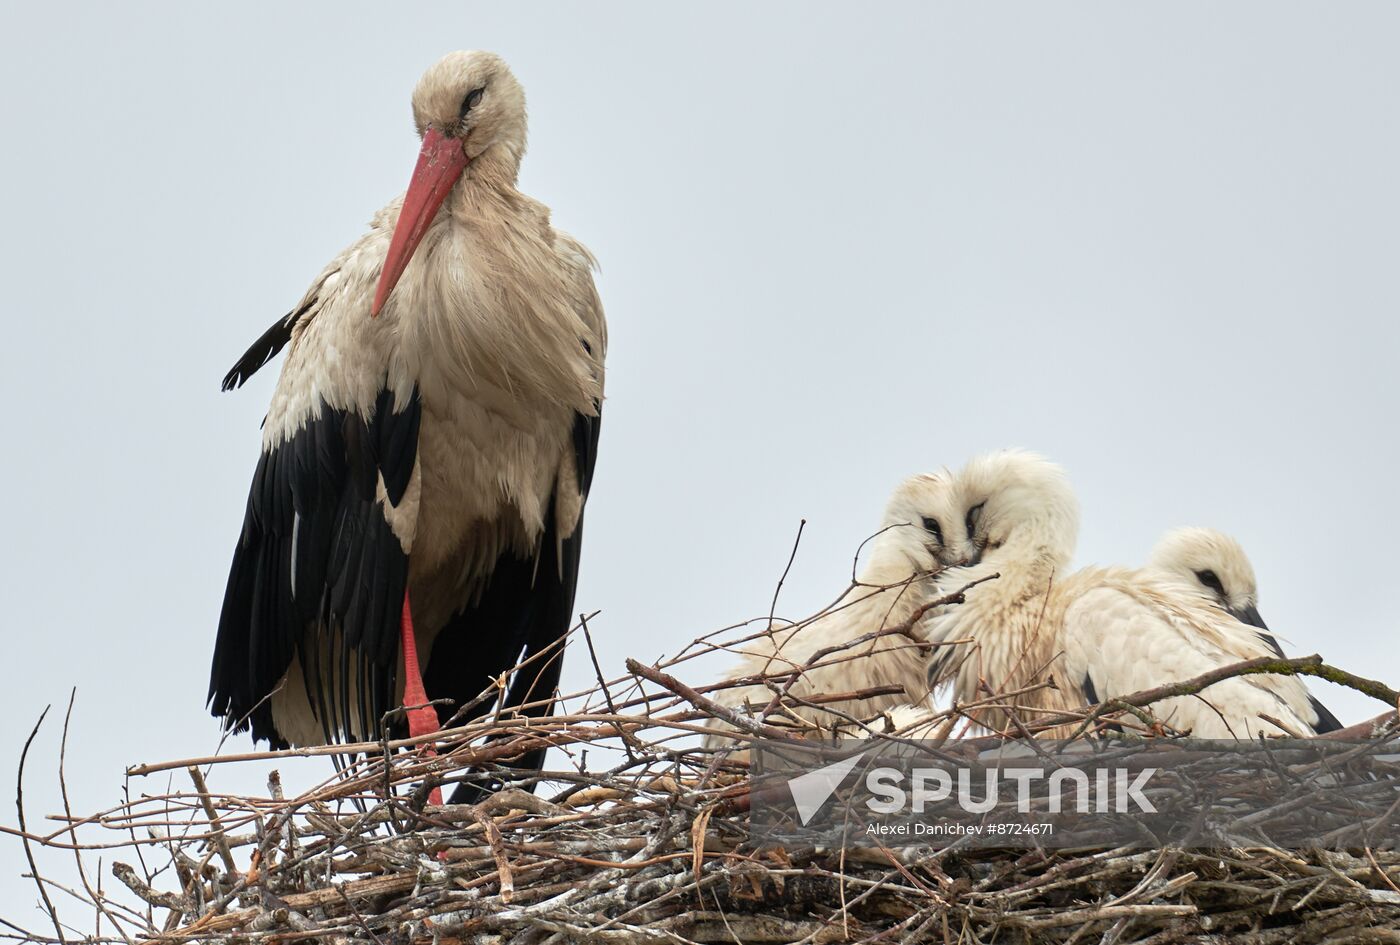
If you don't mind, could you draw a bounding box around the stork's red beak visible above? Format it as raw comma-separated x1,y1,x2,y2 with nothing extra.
371,127,470,317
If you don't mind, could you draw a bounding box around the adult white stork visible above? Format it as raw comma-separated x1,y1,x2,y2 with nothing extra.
703,474,974,746
923,451,1339,738
207,51,605,802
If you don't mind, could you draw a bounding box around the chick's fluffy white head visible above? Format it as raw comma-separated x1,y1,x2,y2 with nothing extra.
956,449,1079,571
866,471,981,581
1148,527,1259,614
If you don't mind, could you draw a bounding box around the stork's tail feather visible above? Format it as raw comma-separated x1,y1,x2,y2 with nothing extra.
1309,695,1344,734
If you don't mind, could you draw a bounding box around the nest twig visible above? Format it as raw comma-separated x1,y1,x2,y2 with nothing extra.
6,578,1400,944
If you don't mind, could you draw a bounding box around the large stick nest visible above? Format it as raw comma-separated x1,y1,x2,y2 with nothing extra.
8,585,1400,944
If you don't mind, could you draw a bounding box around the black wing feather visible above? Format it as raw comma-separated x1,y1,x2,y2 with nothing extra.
221,299,315,392
373,387,422,506
208,386,422,748
572,406,601,496
1077,672,1124,736
1308,695,1343,734
1081,673,1100,706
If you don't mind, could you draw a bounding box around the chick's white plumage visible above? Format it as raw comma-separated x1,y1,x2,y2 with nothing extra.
925,451,1339,738
921,450,1083,729
704,473,977,743
1140,526,1341,732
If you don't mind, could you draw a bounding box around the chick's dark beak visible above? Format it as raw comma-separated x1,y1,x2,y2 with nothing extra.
940,543,982,569
1231,603,1269,631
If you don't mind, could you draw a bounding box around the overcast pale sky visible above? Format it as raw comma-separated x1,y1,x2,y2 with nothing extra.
2,1,1397,923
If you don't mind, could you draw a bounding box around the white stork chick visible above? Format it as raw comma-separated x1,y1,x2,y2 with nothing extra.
1146,527,1341,731
703,474,977,745
919,450,1082,729
208,52,605,803
924,451,1339,738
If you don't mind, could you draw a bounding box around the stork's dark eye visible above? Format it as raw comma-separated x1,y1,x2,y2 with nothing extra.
965,502,985,537
1195,570,1224,594
921,517,943,544
460,87,485,118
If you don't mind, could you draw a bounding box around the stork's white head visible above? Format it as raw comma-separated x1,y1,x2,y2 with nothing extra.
373,51,528,316
1148,527,1265,628
866,472,983,580
955,450,1079,572
410,51,528,168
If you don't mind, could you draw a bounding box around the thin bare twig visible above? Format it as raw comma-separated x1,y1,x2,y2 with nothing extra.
16,706,65,945
767,518,806,632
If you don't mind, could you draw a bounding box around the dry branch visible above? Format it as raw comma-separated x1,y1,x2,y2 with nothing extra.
6,584,1400,944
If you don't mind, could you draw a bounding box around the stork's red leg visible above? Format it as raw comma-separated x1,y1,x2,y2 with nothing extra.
401,591,443,806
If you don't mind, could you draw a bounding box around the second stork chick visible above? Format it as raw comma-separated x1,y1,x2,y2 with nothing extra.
704,474,977,744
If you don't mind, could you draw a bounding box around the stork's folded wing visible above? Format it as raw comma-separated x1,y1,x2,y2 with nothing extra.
208,385,421,748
